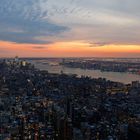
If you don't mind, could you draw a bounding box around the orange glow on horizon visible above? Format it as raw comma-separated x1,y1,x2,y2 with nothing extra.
0,40,140,58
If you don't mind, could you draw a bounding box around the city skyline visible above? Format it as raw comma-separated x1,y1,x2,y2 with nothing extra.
0,0,140,57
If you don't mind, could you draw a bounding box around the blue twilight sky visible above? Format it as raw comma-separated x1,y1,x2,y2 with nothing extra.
0,0,140,45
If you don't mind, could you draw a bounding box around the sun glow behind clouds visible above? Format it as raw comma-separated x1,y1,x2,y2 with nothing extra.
0,41,140,58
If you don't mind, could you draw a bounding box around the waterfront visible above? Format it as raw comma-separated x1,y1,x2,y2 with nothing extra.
29,59,140,84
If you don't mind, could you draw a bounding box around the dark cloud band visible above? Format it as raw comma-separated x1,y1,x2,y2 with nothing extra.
0,0,69,44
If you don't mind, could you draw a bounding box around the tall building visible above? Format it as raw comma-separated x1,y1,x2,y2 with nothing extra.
14,56,19,62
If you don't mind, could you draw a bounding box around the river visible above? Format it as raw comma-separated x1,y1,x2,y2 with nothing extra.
29,60,140,84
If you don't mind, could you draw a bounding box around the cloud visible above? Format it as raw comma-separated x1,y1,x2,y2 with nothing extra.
0,0,140,46
89,42,109,47
32,46,46,49
44,0,140,45
0,0,69,44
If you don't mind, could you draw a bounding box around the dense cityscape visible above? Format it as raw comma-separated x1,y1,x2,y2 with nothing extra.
0,58,140,140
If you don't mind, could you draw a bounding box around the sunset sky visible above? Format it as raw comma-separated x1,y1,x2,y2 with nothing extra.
0,0,140,58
